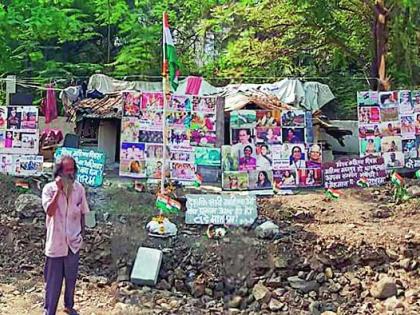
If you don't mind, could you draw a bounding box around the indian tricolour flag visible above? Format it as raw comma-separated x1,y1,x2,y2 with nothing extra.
325,188,342,200
356,177,369,188
390,172,404,186
163,12,180,91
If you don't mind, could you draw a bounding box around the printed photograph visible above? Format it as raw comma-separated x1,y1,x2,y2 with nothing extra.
273,169,298,189
21,107,38,129
381,136,402,153
139,130,163,143
146,160,164,179
170,162,196,181
282,128,305,144
122,91,141,116
272,144,292,169
21,132,38,149
238,144,257,171
230,110,257,128
222,171,248,191
119,159,146,178
166,111,191,128
358,106,380,124
194,147,221,167
0,131,4,147
360,137,381,156
380,107,399,122
255,127,282,144
190,130,217,147
383,151,404,169
413,91,420,112
415,113,420,135
300,168,322,187
169,147,194,163
7,107,21,129
0,154,13,173
192,96,217,113
120,142,145,160
256,144,273,170
0,107,6,129
17,155,43,176
402,138,418,160
145,144,164,159
379,121,401,137
379,91,398,108
190,112,216,132
306,144,322,168
4,130,13,148
256,110,281,127
231,128,253,146
248,170,273,190
281,110,306,127
399,90,413,114
12,131,22,148
401,115,416,135
141,92,164,111
171,95,192,111
288,144,307,169
222,145,239,171
357,91,378,106
139,111,163,130
359,124,381,138
121,117,141,142
167,128,190,145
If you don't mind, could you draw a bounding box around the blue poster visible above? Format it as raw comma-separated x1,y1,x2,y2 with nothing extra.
54,147,106,187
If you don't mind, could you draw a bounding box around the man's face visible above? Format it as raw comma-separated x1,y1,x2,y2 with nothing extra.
238,130,249,144
62,159,75,178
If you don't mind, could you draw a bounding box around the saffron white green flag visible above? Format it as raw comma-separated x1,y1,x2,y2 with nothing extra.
163,12,180,91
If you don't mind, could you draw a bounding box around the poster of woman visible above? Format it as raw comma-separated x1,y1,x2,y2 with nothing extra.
238,145,257,171
273,169,297,189
122,91,141,116
0,107,6,129
146,160,163,179
399,90,414,114
306,144,322,168
289,145,306,169
222,145,239,171
413,91,420,112
222,171,248,191
256,110,281,127
170,162,196,181
122,117,141,142
145,144,164,159
166,111,191,128
249,170,273,190
282,128,305,144
141,92,164,111
256,144,272,170
379,91,398,108
7,107,21,129
119,159,146,178
192,96,216,113
255,127,282,144
358,106,380,124
401,115,416,135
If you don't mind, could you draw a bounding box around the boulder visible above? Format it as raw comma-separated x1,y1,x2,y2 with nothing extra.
287,276,319,293
15,194,43,219
268,298,284,311
255,221,280,239
252,283,270,302
370,277,397,300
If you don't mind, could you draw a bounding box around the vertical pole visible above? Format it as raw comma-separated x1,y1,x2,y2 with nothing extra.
107,0,111,63
160,12,168,197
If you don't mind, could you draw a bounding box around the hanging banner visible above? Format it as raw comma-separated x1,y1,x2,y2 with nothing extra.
55,147,105,187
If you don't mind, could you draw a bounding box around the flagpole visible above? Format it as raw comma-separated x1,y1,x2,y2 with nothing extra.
161,11,168,198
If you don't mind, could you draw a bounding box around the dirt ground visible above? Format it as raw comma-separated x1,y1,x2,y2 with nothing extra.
0,184,419,314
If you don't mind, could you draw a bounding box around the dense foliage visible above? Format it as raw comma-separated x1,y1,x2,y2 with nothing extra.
0,0,418,118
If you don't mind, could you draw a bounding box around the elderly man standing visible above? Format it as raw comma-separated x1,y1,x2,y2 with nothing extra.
42,156,89,315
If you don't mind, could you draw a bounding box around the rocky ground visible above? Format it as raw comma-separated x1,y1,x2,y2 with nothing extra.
0,174,419,315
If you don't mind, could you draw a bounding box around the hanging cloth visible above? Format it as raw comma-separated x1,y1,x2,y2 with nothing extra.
41,84,58,124
185,76,203,95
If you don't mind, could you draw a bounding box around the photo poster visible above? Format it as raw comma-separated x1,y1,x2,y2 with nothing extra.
357,90,420,170
0,106,40,155
224,109,322,192
0,154,43,176
119,92,223,183
55,147,105,187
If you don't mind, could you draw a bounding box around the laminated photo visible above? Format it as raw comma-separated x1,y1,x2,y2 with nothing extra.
145,144,164,159
139,111,163,130
379,91,398,108
20,107,38,129
0,107,6,129
230,110,257,128
14,155,43,176
272,144,291,169
360,137,381,156
169,145,195,163
281,110,306,127
121,117,141,142
358,106,380,124
415,113,420,135
222,145,239,171
120,142,145,161
0,154,13,174
256,144,273,170
402,138,418,160
146,160,164,179
141,92,164,111
190,112,216,132
379,121,401,137
192,96,216,113
190,130,217,147
398,90,413,114
400,115,416,136
359,124,381,138
288,144,306,169
138,130,163,143
231,128,254,145
122,91,141,116
357,91,378,106
7,106,22,129
238,144,257,171
256,110,281,127
381,136,402,153
222,171,248,191
170,162,196,181
306,144,322,168
21,132,38,149
282,128,305,144
380,107,399,122
413,91,420,112
383,152,404,168
194,147,221,167
119,159,146,178
248,170,273,190
0,131,4,148
273,169,297,189
4,130,13,148
300,168,322,187
166,111,191,128
167,128,190,145
171,95,192,111
255,127,282,144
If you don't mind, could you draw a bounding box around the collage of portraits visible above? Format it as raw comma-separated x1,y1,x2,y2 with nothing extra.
222,109,323,191
119,92,221,181
0,106,43,176
358,90,420,169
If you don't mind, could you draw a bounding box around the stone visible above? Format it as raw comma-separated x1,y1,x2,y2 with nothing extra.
268,298,284,311
267,276,282,288
287,276,319,293
273,256,288,269
191,282,205,298
399,258,411,270
321,312,337,315
273,288,286,297
252,283,270,302
370,277,397,300
316,273,326,283
156,279,171,291
309,301,324,315
228,296,243,308
407,185,420,197
130,247,163,286
117,267,130,282
255,221,280,239
384,296,405,311
324,267,334,279
15,194,42,218
85,211,97,228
